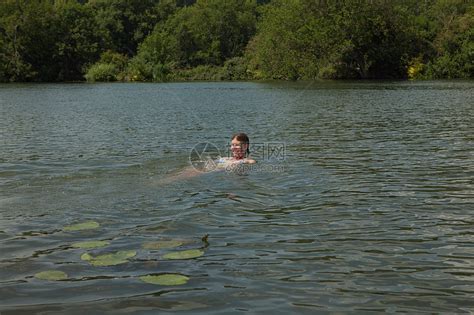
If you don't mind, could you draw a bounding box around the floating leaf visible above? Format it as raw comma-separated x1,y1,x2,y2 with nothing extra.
163,249,204,260
63,221,100,232
91,259,128,267
21,230,49,237
140,274,189,285
143,240,183,250
81,253,93,261
82,250,137,266
72,240,110,249
35,270,68,281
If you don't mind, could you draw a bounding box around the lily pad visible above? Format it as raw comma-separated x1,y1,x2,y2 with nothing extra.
140,274,189,285
82,250,137,266
81,253,93,261
163,249,204,260
143,240,183,250
35,270,68,281
72,240,110,249
63,221,100,232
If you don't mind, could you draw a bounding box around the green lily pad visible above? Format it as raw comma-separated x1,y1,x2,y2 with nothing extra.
143,240,183,250
81,253,93,261
63,221,100,232
163,249,204,260
140,274,189,285
35,270,68,281
72,240,110,249
82,250,137,266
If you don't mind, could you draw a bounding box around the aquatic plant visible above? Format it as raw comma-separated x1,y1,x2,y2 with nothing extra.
72,240,110,249
34,270,68,281
63,221,100,232
81,250,136,266
163,249,204,260
142,240,183,250
140,274,189,285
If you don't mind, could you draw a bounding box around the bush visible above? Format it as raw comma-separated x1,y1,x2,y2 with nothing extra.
220,57,252,80
99,51,128,70
407,57,425,80
171,65,223,81
125,56,153,81
425,53,472,79
125,55,174,82
84,63,118,82
84,51,129,82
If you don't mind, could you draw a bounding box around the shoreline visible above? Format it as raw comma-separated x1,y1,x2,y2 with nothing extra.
1,78,473,85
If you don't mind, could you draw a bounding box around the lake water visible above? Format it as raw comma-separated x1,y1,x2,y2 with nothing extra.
0,81,473,313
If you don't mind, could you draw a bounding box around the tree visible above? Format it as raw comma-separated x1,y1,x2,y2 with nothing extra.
87,0,172,56
424,0,474,78
135,0,257,69
0,0,101,81
0,0,54,81
54,1,102,81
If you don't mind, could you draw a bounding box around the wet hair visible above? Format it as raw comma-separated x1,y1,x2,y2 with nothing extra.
231,133,250,155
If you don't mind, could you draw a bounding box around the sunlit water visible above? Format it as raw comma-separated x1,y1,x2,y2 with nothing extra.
0,81,473,313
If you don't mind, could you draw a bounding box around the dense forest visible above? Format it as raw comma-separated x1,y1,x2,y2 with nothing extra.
0,0,472,82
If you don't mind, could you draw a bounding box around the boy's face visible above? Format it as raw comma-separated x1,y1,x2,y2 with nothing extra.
231,138,248,159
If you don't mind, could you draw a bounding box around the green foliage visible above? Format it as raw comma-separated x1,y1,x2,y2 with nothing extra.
85,51,128,82
72,240,110,249
127,25,178,81
423,2,474,79
99,50,128,70
63,221,100,231
248,0,423,80
88,0,175,55
246,0,307,80
221,57,252,80
81,250,137,266
0,1,55,81
125,56,154,82
407,56,425,80
84,63,118,82
162,249,204,260
336,2,416,79
133,0,257,77
0,0,100,81
140,274,189,285
53,1,102,81
171,64,222,81
143,240,183,249
0,0,472,81
34,270,68,281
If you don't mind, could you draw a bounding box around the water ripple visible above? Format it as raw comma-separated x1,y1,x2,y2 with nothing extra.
0,81,473,313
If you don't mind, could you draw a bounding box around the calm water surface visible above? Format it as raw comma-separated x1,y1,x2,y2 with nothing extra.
0,81,473,313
